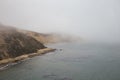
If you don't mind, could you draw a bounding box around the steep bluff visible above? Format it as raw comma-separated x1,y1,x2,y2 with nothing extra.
0,24,81,61
0,25,45,60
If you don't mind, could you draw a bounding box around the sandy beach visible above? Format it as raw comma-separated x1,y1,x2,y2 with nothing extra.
0,48,56,66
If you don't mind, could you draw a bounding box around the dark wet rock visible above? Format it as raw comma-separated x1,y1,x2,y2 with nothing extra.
60,49,63,51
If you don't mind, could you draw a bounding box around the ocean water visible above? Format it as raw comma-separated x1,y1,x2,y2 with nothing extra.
0,43,120,80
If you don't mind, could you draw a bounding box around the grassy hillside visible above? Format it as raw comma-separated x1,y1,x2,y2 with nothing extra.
0,24,45,60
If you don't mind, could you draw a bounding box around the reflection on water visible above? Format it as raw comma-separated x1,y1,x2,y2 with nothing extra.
0,43,120,80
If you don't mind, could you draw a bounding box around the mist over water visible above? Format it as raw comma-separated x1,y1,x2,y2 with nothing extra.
0,1,120,80
0,0,120,43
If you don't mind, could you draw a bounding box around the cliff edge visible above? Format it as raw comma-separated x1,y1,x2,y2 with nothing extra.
0,24,46,60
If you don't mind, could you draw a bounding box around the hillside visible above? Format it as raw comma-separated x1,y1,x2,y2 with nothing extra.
0,24,81,63
0,24,46,60
18,29,54,44
18,30,81,44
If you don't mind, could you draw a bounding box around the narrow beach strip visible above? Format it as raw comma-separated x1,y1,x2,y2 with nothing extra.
0,48,56,66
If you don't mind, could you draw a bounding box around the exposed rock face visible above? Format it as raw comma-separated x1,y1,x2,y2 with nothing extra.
0,24,45,60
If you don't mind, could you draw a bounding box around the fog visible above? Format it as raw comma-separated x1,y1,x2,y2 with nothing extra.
0,0,120,43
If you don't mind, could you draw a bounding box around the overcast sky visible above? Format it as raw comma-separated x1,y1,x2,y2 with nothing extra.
0,0,120,43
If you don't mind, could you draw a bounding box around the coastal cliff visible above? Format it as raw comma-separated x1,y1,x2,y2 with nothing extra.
0,24,46,61
0,24,80,65
18,30,81,44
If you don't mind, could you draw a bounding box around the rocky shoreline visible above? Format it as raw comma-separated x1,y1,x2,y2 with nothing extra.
0,24,57,70
0,48,56,66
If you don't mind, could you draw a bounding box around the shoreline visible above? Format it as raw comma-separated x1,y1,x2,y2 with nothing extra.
0,48,56,66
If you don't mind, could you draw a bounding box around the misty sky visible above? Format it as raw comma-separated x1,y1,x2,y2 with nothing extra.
0,0,120,43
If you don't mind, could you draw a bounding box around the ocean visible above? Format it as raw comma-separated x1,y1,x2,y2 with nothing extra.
0,42,120,80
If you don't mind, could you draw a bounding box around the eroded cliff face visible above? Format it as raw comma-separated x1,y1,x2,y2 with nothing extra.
0,25,45,60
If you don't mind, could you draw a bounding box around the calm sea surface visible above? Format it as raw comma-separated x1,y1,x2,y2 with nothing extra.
0,43,120,80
